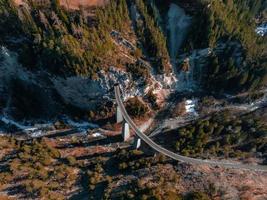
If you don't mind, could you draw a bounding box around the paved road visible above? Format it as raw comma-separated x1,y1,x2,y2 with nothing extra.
115,85,267,171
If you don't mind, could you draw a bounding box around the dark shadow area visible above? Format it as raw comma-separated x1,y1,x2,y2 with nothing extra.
4,185,27,198
76,151,115,161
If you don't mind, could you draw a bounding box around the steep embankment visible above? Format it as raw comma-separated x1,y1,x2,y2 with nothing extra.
0,45,149,119
0,0,175,123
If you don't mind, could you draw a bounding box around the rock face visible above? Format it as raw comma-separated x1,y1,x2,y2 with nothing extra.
166,3,199,92
0,1,181,122
52,66,140,110
167,3,192,60
0,2,247,121
0,46,62,119
0,46,175,120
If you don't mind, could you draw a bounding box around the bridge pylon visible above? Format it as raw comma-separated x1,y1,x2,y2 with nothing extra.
134,137,141,149
122,120,130,142
116,105,123,123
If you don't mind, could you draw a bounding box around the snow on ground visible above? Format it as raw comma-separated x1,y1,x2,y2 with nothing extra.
29,130,44,137
255,23,267,36
185,99,198,116
91,132,103,138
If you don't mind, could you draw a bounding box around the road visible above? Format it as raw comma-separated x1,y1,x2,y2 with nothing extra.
115,85,267,171
150,89,267,138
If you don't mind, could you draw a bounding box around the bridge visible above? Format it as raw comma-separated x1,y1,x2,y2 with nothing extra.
115,85,267,171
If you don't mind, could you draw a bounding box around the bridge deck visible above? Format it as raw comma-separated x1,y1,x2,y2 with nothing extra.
115,85,267,171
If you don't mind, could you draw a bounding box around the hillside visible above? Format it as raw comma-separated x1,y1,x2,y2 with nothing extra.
0,0,174,121
0,0,266,121
0,110,266,199
0,0,266,199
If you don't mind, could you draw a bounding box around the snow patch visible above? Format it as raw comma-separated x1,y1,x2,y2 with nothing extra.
255,23,267,36
185,99,198,116
91,132,102,137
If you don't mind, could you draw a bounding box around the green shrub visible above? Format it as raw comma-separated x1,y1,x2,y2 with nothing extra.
126,97,148,117
66,156,77,166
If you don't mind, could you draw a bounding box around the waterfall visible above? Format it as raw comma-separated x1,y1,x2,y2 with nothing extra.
167,3,192,61
167,3,201,91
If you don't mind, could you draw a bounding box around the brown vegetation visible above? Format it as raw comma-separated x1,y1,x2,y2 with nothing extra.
60,0,109,10
13,0,109,9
